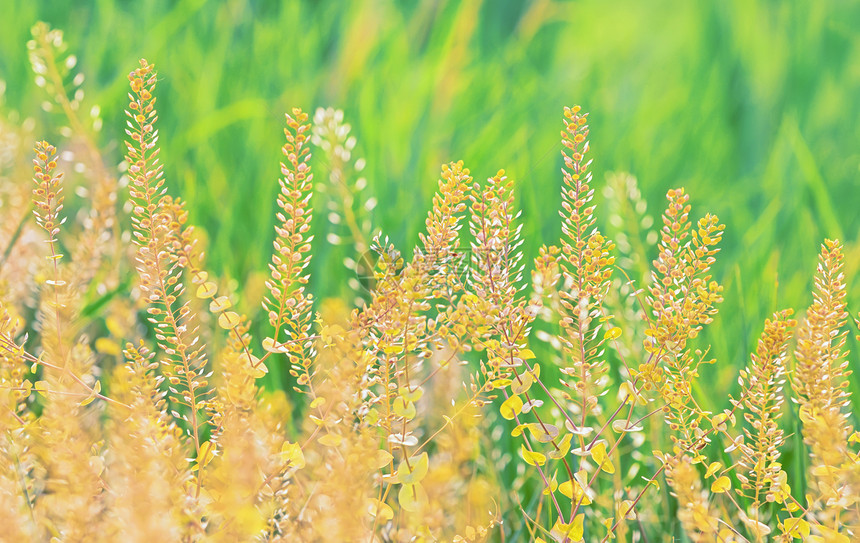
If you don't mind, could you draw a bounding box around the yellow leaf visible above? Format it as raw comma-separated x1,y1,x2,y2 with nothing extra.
811,525,847,542
233,503,266,534
602,518,616,539
80,380,101,407
397,452,429,484
543,472,558,495
551,514,584,541
558,477,592,505
511,371,534,395
549,433,572,459
740,515,771,537
798,405,815,424
102,318,122,339
491,378,512,389
95,337,121,356
570,514,585,540
309,397,325,409
717,528,736,540
399,386,423,402
398,483,428,512
196,281,217,298
34,381,50,395
590,442,615,474
558,479,573,499
811,465,836,477
366,408,379,425
710,476,731,493
209,295,232,313
367,498,394,522
500,394,523,420
618,499,635,520
526,422,559,443
190,270,209,284
603,326,622,341
711,412,729,430
770,470,791,503
280,441,306,469
262,337,288,353
519,348,536,360
393,396,417,419
218,311,241,329
521,444,546,466
318,433,343,447
237,350,263,375
781,518,810,539
198,440,216,467
619,380,647,406
250,360,268,379
705,461,722,478
371,449,394,470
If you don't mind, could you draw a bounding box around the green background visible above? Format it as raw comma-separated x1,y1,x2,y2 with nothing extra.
3,0,860,483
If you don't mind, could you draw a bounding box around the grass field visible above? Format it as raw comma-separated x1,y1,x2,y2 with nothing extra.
2,0,859,539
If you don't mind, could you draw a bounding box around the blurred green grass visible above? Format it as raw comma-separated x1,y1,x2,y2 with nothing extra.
2,0,859,427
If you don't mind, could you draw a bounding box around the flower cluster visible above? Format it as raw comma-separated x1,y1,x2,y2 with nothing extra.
0,39,858,542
